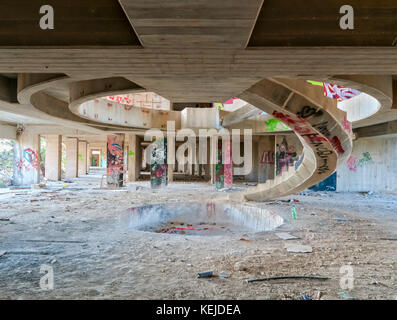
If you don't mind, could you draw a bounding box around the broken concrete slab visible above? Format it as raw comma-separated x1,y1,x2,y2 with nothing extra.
285,244,313,253
275,232,299,240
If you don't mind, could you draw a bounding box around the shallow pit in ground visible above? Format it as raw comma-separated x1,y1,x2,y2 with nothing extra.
120,202,284,236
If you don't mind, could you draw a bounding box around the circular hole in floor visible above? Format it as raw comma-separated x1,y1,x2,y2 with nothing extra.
120,202,284,236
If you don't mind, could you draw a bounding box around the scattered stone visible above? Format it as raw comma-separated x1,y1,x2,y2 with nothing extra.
0,250,7,257
234,262,247,271
285,244,313,253
315,291,325,300
338,291,356,300
51,258,57,264
275,232,299,240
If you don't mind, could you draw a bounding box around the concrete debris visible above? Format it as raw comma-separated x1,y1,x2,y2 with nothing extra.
275,232,299,240
0,250,7,257
337,291,356,300
285,244,313,253
234,262,248,271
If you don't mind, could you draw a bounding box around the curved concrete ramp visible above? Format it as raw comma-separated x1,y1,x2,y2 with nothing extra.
237,79,353,201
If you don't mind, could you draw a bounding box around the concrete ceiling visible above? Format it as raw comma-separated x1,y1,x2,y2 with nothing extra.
0,1,396,132
249,0,397,46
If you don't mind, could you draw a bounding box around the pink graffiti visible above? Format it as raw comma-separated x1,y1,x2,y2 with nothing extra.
347,156,358,172
23,148,39,169
343,116,352,132
261,151,275,164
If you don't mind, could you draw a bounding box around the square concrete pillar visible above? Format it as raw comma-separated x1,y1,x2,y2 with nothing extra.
258,136,275,183
210,136,218,184
44,135,62,181
13,130,40,186
107,134,125,186
65,138,78,178
127,134,142,182
86,143,90,173
78,140,88,177
167,135,175,182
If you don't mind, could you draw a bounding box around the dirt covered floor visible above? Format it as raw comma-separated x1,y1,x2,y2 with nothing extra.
0,172,396,300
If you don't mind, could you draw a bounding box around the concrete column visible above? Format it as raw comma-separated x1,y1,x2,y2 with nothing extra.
107,134,125,186
258,136,275,183
127,134,142,182
65,138,78,178
205,138,211,181
45,135,62,181
78,140,88,177
210,135,217,184
86,143,90,173
167,135,175,182
13,130,40,186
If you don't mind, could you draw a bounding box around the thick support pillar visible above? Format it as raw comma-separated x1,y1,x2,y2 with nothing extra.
65,138,78,178
107,134,125,186
167,135,175,182
210,136,217,184
223,139,233,189
86,143,90,173
205,138,211,181
150,138,168,189
258,136,275,183
127,134,142,182
13,130,40,186
78,140,88,177
44,135,62,181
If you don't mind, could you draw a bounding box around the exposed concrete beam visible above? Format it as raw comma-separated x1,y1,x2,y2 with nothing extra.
221,104,261,127
354,120,397,139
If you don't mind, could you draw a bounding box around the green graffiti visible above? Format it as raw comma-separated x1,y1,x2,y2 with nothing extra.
356,152,373,167
265,118,290,132
78,153,84,160
128,150,135,156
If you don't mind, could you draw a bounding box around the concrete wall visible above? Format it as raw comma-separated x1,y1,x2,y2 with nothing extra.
0,124,16,139
337,136,397,192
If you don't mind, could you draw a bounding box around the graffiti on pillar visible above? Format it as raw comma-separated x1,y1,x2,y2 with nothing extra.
223,140,233,189
23,148,39,170
346,152,373,172
150,138,168,189
107,135,124,187
215,140,224,189
275,138,298,176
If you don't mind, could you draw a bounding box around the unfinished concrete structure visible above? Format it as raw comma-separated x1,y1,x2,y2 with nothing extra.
0,1,396,300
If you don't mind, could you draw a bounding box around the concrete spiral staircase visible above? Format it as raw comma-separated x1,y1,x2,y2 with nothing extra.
15,74,392,201
234,76,392,201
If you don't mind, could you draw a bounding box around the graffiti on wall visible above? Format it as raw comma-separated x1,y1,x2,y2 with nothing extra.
107,135,124,187
264,118,290,132
271,110,333,175
223,140,233,189
215,140,224,189
346,152,373,172
275,138,298,176
150,138,168,189
107,92,169,110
